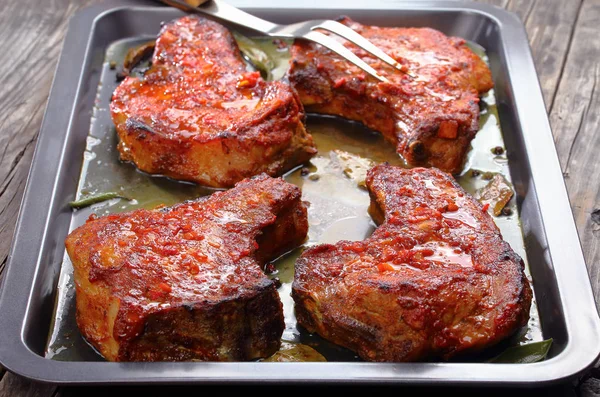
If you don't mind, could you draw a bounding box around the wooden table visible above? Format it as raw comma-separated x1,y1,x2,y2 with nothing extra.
0,0,598,395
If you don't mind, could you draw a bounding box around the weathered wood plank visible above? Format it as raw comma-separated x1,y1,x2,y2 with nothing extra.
580,366,600,397
56,384,579,397
505,0,536,21
0,0,94,393
506,0,582,109
469,0,580,109
0,373,56,397
549,0,600,304
475,0,509,7
581,377,600,397
0,0,95,286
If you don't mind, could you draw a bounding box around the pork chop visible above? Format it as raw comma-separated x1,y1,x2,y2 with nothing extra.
65,174,308,361
292,165,531,361
111,16,316,188
288,17,493,174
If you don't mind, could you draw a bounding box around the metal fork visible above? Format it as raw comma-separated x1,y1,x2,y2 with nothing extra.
158,0,406,82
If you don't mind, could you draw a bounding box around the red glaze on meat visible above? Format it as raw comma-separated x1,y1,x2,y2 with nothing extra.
65,174,308,361
293,165,531,361
288,17,494,174
111,16,316,188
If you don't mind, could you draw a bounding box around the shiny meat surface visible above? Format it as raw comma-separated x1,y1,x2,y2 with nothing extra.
111,16,316,188
292,165,531,361
288,17,493,174
65,174,308,361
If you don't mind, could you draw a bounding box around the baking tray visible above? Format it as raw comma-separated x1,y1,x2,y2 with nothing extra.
42,27,545,365
0,0,598,386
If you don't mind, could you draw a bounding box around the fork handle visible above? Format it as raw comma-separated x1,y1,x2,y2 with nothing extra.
159,0,278,35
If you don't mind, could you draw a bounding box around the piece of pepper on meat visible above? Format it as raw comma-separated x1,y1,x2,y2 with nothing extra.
288,17,493,174
66,174,308,362
293,165,531,362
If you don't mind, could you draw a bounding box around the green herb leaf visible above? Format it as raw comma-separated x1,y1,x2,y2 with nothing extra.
488,339,553,363
233,32,274,80
69,192,130,209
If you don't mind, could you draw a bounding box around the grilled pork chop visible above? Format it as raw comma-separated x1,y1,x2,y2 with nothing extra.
293,165,531,361
65,174,307,362
288,17,493,174
111,16,316,188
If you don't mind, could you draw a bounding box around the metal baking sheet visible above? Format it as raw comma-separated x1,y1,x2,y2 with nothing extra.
0,0,598,385
45,16,544,365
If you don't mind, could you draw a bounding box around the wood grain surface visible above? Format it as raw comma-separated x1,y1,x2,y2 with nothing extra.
0,0,598,395
0,0,95,391
550,0,600,306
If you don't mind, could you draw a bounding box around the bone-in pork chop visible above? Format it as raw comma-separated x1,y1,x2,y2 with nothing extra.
293,165,531,361
65,174,308,361
288,17,493,174
111,16,316,188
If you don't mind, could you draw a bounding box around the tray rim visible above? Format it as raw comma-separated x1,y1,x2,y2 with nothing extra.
0,0,598,386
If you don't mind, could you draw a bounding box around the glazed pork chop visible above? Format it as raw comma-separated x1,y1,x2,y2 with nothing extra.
111,16,316,188
293,165,531,362
65,174,308,362
288,17,493,174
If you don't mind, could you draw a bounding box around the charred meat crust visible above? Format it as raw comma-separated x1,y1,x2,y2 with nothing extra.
287,17,493,174
292,165,531,362
65,174,308,362
110,16,316,188
121,280,283,361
